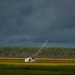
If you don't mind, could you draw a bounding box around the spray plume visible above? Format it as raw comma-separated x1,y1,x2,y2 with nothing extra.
34,40,48,57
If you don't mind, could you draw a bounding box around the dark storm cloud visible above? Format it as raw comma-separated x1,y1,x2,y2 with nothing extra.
0,0,75,47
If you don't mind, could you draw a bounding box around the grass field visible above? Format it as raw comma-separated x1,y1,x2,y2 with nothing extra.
0,58,75,75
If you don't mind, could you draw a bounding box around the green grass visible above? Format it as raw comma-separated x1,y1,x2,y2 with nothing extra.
0,58,75,75
0,63,75,75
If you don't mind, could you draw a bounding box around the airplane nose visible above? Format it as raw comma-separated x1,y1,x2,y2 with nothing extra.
25,59,26,62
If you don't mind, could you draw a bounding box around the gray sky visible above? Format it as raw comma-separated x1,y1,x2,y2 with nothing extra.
0,0,75,47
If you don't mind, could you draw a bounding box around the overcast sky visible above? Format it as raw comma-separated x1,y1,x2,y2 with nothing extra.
0,0,75,47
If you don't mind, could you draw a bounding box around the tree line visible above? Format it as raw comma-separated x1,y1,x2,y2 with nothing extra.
0,47,75,58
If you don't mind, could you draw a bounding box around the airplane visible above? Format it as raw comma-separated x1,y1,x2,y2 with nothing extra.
25,40,48,62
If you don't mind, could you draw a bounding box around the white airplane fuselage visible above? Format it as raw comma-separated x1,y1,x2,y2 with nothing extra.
25,57,35,62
